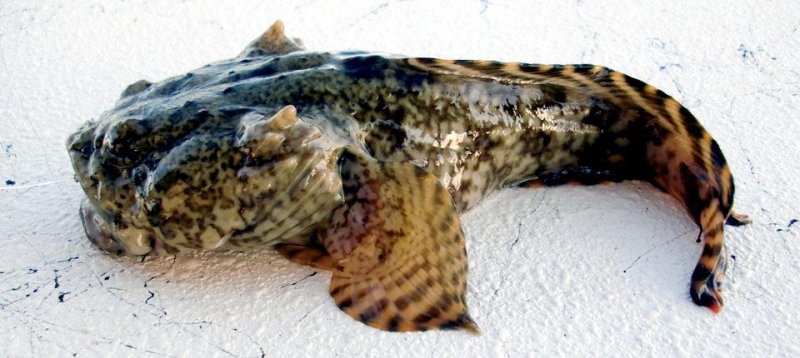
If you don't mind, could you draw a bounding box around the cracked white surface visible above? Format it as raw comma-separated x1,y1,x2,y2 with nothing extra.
1,0,799,356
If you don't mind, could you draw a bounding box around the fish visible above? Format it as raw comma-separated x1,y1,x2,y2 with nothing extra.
66,20,750,334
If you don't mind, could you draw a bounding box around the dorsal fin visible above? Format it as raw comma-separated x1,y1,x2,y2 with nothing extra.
120,79,153,98
240,20,305,57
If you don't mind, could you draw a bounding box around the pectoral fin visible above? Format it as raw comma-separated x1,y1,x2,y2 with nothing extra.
280,153,478,334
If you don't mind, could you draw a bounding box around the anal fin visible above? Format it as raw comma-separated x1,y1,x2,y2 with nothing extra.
320,153,479,334
275,243,335,270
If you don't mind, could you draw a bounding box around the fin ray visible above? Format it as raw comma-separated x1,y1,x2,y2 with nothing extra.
321,153,478,334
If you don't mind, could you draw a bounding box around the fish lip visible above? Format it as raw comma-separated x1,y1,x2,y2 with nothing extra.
79,199,126,255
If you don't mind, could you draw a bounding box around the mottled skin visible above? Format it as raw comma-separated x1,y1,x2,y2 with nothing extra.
67,21,749,333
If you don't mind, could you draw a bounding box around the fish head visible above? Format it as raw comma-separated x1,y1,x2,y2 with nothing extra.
67,77,345,255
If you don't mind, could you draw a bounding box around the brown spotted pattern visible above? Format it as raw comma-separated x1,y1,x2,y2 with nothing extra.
68,21,748,333
403,57,751,312
326,154,476,333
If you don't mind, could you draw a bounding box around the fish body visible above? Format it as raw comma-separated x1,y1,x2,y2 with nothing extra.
67,21,749,333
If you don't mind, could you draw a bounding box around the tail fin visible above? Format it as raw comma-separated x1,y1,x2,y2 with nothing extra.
559,65,748,312
640,96,742,312
516,63,750,311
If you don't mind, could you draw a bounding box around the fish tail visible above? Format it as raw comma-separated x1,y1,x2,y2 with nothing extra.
568,66,748,312
403,58,750,311
632,84,742,312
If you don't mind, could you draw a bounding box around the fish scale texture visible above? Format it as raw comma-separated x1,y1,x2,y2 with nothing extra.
1,0,799,357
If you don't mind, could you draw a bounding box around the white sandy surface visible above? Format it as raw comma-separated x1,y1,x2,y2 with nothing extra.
1,1,798,356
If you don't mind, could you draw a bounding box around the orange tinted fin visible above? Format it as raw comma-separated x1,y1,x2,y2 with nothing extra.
677,162,728,312
518,167,624,188
725,210,752,227
275,243,335,270
524,181,545,189
321,153,479,334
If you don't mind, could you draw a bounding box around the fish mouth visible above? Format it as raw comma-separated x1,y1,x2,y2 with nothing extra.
79,199,127,255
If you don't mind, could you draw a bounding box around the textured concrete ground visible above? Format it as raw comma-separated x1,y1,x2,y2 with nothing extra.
1,1,798,356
